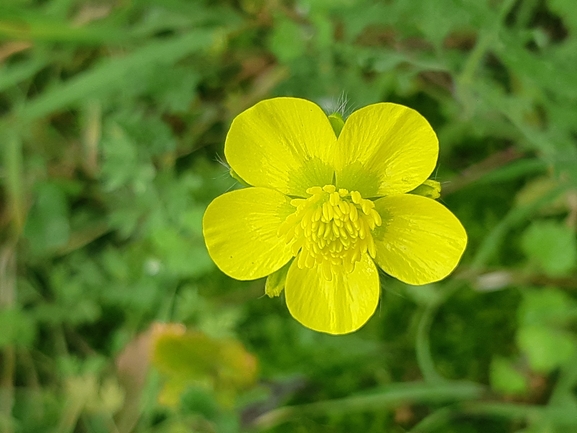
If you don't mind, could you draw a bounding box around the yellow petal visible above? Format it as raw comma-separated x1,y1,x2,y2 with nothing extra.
285,254,380,334
225,97,336,197
335,103,438,197
203,187,295,280
373,195,467,285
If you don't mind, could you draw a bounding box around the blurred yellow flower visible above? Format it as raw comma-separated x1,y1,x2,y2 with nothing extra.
203,97,467,334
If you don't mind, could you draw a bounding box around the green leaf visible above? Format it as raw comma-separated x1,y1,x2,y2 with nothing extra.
490,356,528,396
0,55,48,93
152,325,258,406
99,122,155,192
0,308,35,348
520,220,577,277
517,325,575,373
518,288,577,327
149,226,213,278
268,17,307,63
24,182,70,253
548,0,577,33
9,30,214,124
112,110,177,157
0,9,130,44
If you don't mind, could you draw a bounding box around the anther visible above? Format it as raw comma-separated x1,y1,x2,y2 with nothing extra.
278,185,382,280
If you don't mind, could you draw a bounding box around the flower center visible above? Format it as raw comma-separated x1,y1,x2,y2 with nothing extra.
278,185,382,280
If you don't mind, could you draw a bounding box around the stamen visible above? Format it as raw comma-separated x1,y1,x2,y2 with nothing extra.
278,185,382,280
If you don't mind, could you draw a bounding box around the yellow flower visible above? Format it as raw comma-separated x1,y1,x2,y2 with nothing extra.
203,97,467,335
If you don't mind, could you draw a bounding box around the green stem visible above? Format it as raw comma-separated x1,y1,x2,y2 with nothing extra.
549,352,577,406
457,0,518,114
251,381,485,431
0,245,16,433
3,129,24,235
415,281,464,383
411,400,577,432
409,406,454,432
0,129,22,433
513,0,539,29
471,185,568,270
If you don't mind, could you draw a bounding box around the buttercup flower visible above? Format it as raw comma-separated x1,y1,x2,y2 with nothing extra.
203,97,467,334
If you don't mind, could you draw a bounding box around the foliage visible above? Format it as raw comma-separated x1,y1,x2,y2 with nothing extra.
0,0,576,432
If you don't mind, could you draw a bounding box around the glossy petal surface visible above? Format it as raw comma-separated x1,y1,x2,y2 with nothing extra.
285,254,380,334
373,195,467,285
335,103,438,197
225,97,336,197
203,187,295,280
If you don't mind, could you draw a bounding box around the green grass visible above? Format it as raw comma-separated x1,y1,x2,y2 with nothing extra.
1,0,577,432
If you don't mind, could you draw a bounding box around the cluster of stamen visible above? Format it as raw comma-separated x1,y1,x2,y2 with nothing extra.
278,185,382,280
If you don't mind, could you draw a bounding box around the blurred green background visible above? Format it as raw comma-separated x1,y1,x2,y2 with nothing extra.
1,0,577,432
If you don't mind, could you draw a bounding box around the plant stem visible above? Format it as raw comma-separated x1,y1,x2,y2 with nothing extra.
0,245,16,433
415,281,464,383
251,381,485,431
